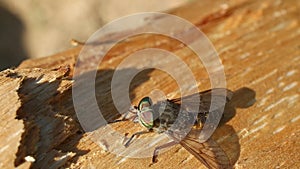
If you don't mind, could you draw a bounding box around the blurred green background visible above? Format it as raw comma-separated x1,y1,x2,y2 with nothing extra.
0,0,191,70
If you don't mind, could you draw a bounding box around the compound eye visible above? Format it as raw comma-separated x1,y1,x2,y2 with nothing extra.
138,97,152,110
140,109,154,128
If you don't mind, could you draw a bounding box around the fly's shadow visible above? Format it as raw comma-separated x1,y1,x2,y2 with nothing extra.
75,68,155,132
212,87,256,166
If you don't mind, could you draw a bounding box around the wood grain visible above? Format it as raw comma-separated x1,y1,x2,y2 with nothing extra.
1,0,299,168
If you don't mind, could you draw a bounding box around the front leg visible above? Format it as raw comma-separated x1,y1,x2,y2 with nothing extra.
124,130,152,147
113,113,137,123
111,106,138,123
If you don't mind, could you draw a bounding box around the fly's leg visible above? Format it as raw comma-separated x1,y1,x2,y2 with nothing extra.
113,112,135,123
111,106,138,123
124,130,152,147
151,141,178,164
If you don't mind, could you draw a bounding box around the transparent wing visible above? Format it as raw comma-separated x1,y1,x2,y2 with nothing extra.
179,129,232,169
170,88,233,113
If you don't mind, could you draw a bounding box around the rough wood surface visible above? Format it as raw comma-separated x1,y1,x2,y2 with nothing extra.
1,0,299,168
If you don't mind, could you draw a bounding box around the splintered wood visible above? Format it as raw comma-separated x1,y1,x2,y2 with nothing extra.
1,0,299,168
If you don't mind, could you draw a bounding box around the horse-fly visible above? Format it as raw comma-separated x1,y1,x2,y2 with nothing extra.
114,88,233,169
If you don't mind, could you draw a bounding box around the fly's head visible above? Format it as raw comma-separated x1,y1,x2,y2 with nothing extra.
137,97,154,129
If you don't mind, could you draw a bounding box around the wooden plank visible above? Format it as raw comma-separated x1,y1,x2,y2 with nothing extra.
1,0,299,168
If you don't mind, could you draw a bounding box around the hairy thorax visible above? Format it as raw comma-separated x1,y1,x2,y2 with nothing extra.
152,100,197,135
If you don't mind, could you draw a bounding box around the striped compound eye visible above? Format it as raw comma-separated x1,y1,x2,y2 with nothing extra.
138,97,153,110
138,97,154,128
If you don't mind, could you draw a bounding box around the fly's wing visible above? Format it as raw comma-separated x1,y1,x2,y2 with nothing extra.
170,88,233,113
178,129,232,169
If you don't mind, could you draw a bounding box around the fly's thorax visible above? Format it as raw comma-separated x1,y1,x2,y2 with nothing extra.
152,99,199,137
151,100,181,132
